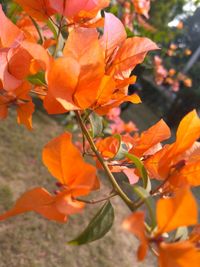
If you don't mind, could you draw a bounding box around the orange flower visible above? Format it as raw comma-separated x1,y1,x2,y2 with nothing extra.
51,0,109,24
132,0,151,19
101,13,158,88
45,27,141,115
15,0,109,24
0,5,50,91
123,211,148,260
45,13,156,114
44,13,158,115
167,49,174,56
168,68,176,77
151,189,198,265
123,186,199,265
183,78,192,87
96,136,121,159
156,186,198,235
129,119,171,158
184,48,192,56
0,133,99,222
0,5,51,127
145,110,200,188
96,119,170,183
154,56,167,85
176,21,184,30
0,45,32,91
170,43,177,50
14,0,56,21
158,241,200,267
45,27,111,112
0,82,34,129
0,5,29,90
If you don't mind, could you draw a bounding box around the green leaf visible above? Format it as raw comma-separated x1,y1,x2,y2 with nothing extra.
27,71,46,86
133,185,156,229
126,153,151,192
113,134,128,160
126,27,134,38
7,3,20,20
89,113,103,138
68,201,114,245
47,19,58,40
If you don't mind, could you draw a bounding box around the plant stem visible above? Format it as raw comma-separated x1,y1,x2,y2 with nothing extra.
75,192,117,204
29,16,43,44
53,15,64,57
75,111,134,210
30,90,47,96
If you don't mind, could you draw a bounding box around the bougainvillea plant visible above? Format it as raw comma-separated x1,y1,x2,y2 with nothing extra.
0,1,200,266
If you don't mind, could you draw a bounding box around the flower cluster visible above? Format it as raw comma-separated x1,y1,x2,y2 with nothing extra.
0,1,199,266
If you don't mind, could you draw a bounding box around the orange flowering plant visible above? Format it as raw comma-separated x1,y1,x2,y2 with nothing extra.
0,1,200,266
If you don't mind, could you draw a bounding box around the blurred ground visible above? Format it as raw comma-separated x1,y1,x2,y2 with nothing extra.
0,108,156,267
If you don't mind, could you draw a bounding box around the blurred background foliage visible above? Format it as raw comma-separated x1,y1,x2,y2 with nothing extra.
109,0,200,126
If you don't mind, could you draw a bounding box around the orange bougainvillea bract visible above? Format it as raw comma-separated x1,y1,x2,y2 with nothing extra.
0,133,98,222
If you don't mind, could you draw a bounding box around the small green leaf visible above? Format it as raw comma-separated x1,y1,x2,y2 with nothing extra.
113,134,128,160
68,201,114,245
121,182,156,229
126,153,151,191
133,185,156,229
89,113,103,138
47,19,58,40
27,71,46,86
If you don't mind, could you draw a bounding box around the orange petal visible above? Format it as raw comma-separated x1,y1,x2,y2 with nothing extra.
47,57,80,111
96,136,120,159
158,110,200,178
43,91,68,115
172,159,200,187
115,75,137,89
63,28,105,109
156,187,198,234
130,119,171,157
122,211,148,261
15,0,56,21
0,50,22,91
190,225,200,243
173,110,200,156
0,5,22,47
109,37,159,77
21,40,50,70
55,193,85,215
42,132,98,194
17,100,34,130
7,46,32,80
94,75,116,106
144,145,171,179
95,93,141,115
59,0,109,21
101,13,126,60
158,241,200,267
132,0,151,19
0,187,66,223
